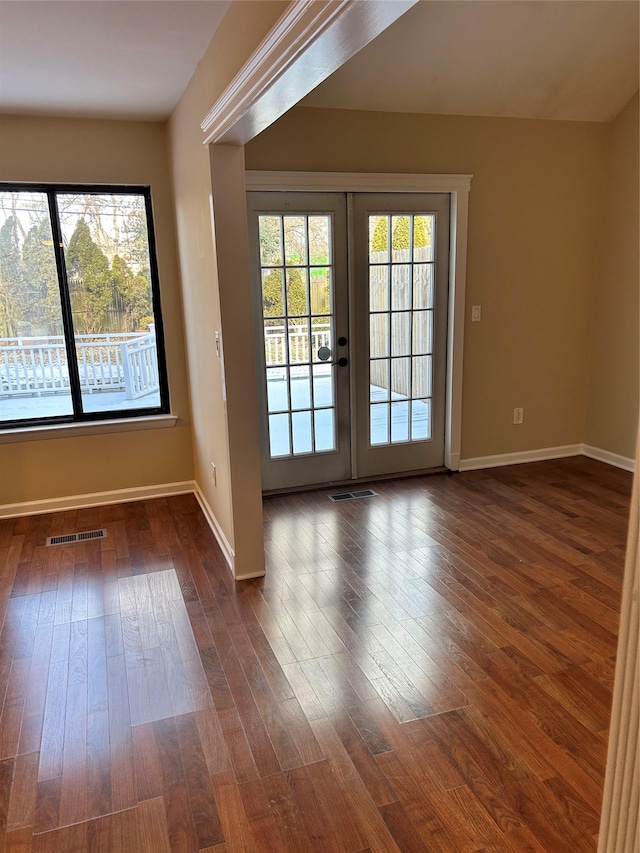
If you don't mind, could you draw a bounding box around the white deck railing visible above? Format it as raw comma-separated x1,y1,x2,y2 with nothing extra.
0,328,159,401
264,323,331,367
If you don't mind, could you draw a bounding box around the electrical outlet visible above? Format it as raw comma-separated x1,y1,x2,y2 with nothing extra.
513,407,524,425
471,305,482,322
211,462,217,485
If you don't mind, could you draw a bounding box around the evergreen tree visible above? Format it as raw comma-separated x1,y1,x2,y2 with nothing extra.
262,268,307,318
65,219,113,333
371,215,431,253
22,219,63,335
286,269,308,317
262,269,284,317
371,217,389,254
0,215,24,337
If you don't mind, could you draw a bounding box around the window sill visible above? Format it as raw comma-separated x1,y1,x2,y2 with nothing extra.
0,414,178,444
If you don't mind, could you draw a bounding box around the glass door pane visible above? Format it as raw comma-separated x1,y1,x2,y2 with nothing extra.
353,193,450,479
0,190,73,423
259,213,336,459
368,213,435,446
248,192,350,492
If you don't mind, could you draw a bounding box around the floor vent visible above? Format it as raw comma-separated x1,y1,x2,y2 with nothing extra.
46,529,107,546
328,489,378,502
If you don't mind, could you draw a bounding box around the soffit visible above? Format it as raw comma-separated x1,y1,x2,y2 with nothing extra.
301,1,640,122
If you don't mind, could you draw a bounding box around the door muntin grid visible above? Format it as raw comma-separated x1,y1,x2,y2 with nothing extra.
258,213,336,458
368,213,435,446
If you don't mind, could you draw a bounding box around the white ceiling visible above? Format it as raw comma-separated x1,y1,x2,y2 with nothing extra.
303,0,640,122
0,0,230,120
0,1,637,124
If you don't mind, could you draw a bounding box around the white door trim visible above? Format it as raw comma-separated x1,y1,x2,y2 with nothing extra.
245,171,472,470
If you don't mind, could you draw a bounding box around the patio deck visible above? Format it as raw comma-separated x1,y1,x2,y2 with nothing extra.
267,374,430,456
2,377,429,453
1,388,161,422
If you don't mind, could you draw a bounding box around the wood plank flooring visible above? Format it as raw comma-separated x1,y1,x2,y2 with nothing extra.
0,457,632,852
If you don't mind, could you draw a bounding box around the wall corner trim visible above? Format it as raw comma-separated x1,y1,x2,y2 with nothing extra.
582,444,636,472
193,482,236,575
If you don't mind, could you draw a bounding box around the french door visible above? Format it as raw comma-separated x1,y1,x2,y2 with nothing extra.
247,191,450,491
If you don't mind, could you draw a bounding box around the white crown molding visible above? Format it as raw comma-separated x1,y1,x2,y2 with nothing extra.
201,0,418,146
0,480,193,519
245,170,473,193
202,1,349,144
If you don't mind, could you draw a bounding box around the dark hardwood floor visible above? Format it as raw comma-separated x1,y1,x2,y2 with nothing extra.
0,457,632,852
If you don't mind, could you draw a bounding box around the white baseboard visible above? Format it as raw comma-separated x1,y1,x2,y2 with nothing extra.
0,478,253,582
458,443,635,473
0,481,194,519
193,483,236,576
458,444,582,472
234,569,267,581
446,450,461,471
582,444,635,472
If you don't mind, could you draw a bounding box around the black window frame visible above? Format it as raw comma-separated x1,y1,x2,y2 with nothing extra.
0,182,170,430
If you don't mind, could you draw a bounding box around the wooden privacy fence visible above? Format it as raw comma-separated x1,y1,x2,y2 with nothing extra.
370,251,432,399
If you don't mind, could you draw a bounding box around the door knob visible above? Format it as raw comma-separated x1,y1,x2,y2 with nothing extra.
337,357,348,367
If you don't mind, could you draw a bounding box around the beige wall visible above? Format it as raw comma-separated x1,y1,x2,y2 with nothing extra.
0,115,193,506
168,1,288,576
585,93,639,460
246,107,612,460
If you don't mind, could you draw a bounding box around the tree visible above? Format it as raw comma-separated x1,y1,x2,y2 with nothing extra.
286,269,308,317
122,209,151,280
262,269,284,317
111,254,153,331
65,219,113,333
0,215,24,337
371,215,431,254
22,218,63,335
259,216,282,267
262,268,307,318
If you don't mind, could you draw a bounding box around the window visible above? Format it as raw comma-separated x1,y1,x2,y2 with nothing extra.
0,184,169,429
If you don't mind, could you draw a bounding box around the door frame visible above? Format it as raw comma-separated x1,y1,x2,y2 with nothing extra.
247,191,352,490
245,171,472,471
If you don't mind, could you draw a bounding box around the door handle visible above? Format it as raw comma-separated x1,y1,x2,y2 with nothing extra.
337,357,348,367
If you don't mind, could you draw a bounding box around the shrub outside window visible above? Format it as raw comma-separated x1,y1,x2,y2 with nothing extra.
0,184,170,428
